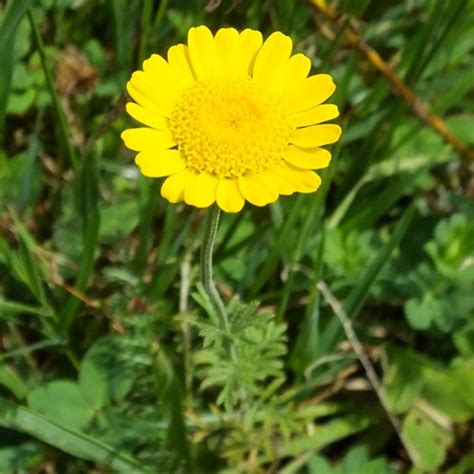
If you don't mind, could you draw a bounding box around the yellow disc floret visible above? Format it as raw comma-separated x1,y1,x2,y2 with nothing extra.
169,79,293,179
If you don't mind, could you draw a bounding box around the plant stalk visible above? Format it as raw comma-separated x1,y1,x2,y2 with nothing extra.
200,206,230,335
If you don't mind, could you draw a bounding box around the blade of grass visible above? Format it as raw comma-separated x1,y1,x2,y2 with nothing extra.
60,151,100,334
277,141,342,319
60,208,100,334
0,397,146,472
250,195,305,297
0,299,52,319
27,9,77,171
408,0,469,84
151,344,191,471
0,364,28,399
341,173,418,232
0,338,65,362
320,201,416,355
137,0,153,65
133,180,161,276
0,0,32,129
17,107,44,212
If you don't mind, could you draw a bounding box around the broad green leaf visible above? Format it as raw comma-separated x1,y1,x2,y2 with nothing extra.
403,406,452,471
0,397,144,472
404,294,440,330
27,380,94,431
79,336,135,408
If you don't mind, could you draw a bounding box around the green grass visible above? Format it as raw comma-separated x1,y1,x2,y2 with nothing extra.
1,0,474,472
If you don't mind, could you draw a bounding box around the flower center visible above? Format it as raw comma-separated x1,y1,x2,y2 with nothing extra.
169,79,292,178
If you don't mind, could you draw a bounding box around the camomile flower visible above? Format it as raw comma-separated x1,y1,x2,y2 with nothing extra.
121,26,341,212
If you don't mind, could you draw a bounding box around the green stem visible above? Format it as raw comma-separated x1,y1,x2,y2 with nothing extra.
200,206,230,335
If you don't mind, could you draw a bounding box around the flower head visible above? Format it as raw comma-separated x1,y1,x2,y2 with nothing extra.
121,26,341,212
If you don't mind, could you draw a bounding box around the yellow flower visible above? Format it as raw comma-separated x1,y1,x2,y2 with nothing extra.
121,26,341,213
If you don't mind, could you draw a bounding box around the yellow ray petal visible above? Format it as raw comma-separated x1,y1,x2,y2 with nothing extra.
121,128,176,152
125,103,168,130
127,72,174,116
161,169,195,203
283,145,332,170
239,29,263,76
291,124,342,148
291,104,339,127
238,174,279,207
167,44,196,87
275,164,322,193
252,32,293,87
263,167,295,196
135,150,186,177
264,52,312,95
184,172,218,208
215,28,241,78
216,178,245,213
188,26,218,80
126,82,169,117
286,74,336,113
142,53,187,102
275,53,312,94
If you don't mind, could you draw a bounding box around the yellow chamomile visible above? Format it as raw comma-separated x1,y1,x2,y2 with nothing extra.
121,26,341,212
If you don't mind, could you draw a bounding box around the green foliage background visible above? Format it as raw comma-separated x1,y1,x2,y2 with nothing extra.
1,0,473,472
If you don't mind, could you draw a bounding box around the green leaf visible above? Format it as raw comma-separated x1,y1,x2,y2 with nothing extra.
0,397,145,472
402,406,452,471
307,455,334,474
79,336,135,408
27,380,94,431
99,201,139,242
0,363,28,399
404,294,440,330
384,347,426,414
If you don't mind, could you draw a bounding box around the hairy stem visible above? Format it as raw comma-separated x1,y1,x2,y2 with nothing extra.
200,206,232,337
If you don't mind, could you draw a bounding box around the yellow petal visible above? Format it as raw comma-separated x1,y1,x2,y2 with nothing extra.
184,172,218,208
275,164,322,193
239,29,263,76
283,145,332,169
142,54,178,82
126,102,168,130
291,124,342,148
167,44,196,87
252,32,293,87
286,74,336,113
121,128,176,152
216,178,245,213
161,169,195,203
135,150,186,177
215,28,241,78
187,26,218,80
142,54,186,102
264,52,312,95
259,168,295,196
264,167,295,196
126,81,169,117
291,104,339,127
127,72,174,116
278,53,312,93
238,174,279,207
